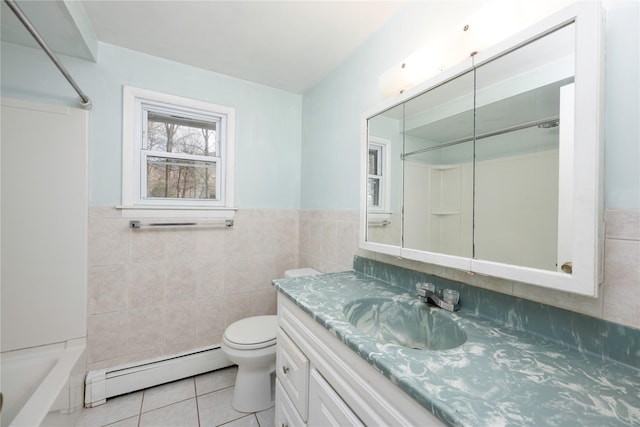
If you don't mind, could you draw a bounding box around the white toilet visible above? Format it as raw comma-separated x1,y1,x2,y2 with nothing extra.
221,268,320,413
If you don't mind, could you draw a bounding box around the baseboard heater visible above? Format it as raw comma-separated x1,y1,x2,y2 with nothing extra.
84,345,233,407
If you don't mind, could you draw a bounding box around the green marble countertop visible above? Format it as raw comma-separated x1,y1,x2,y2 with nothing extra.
273,270,640,427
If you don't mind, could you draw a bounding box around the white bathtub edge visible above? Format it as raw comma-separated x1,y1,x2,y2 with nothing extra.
9,339,86,427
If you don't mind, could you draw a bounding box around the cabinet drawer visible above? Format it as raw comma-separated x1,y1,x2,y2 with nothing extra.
277,328,309,420
275,379,307,427
308,368,364,427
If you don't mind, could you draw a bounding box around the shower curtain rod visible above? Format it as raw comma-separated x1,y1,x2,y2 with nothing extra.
4,0,93,110
401,116,559,159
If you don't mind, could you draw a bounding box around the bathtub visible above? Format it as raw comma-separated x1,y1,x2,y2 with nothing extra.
1,338,86,427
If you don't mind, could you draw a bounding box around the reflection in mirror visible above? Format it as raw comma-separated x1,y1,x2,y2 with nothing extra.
366,104,403,247
473,23,575,271
402,71,475,257
361,4,602,295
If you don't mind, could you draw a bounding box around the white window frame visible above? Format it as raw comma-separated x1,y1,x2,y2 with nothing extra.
120,86,236,217
367,136,391,212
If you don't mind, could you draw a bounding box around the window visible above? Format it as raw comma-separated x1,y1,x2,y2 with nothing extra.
121,86,235,216
368,144,383,208
367,137,390,211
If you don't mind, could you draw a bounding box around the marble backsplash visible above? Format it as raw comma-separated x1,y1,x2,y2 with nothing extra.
353,255,640,368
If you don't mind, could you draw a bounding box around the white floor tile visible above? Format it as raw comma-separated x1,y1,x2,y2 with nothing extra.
104,415,139,427
76,373,267,427
141,377,196,413
255,406,275,427
197,387,246,427
219,414,260,427
76,392,143,427
139,398,199,427
195,366,238,396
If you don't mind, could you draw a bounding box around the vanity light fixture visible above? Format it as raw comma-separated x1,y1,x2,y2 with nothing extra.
378,0,572,99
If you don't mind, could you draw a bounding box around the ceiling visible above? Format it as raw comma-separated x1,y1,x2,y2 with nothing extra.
1,0,406,93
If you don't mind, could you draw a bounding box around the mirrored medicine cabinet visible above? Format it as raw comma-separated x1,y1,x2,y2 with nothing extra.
360,3,604,297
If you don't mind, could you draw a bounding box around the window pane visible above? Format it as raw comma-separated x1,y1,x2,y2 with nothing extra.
147,112,217,156
146,156,217,200
368,177,380,207
368,149,379,175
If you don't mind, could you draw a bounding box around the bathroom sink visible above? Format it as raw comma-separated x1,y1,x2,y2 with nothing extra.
343,298,467,350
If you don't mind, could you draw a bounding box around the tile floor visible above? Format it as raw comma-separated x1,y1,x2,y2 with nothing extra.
76,367,275,427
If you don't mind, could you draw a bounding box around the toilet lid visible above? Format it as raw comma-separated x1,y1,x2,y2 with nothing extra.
224,315,277,350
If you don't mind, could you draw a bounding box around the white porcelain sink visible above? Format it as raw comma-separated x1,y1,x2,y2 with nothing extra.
343,297,467,350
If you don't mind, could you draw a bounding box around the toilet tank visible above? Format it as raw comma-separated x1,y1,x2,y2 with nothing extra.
284,268,321,278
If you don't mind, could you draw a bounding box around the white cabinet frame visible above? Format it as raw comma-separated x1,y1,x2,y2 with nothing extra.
360,3,604,296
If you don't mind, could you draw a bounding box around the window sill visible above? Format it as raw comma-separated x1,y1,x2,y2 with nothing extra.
116,205,237,218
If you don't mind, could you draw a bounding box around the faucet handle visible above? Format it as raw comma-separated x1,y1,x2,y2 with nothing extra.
419,282,435,290
417,282,436,299
418,283,461,312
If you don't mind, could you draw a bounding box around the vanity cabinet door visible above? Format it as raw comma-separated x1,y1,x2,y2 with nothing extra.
276,328,310,420
275,379,307,427
308,369,364,427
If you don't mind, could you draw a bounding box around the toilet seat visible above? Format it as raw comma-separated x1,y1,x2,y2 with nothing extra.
223,315,277,350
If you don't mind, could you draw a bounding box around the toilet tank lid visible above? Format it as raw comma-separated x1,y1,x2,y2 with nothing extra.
284,268,321,278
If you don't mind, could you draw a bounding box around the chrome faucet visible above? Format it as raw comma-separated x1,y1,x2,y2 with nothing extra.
417,283,460,312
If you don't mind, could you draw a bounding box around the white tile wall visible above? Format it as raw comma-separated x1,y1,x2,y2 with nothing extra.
87,208,639,371
299,210,362,273
301,209,640,330
602,210,640,328
86,208,299,371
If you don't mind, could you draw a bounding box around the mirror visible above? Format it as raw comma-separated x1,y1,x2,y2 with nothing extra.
401,70,475,258
473,22,575,271
366,103,404,248
362,4,603,296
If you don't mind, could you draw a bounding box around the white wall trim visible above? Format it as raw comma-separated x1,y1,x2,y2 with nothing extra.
85,346,232,407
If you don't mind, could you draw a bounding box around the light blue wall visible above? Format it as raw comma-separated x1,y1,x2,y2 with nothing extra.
1,41,302,209
3,1,637,211
603,2,640,209
300,1,484,210
300,1,640,210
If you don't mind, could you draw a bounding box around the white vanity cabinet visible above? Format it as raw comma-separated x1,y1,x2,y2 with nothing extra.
275,327,309,425
308,368,364,427
275,380,306,427
275,293,446,427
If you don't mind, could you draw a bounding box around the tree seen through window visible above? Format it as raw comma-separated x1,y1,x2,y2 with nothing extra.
145,113,218,200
